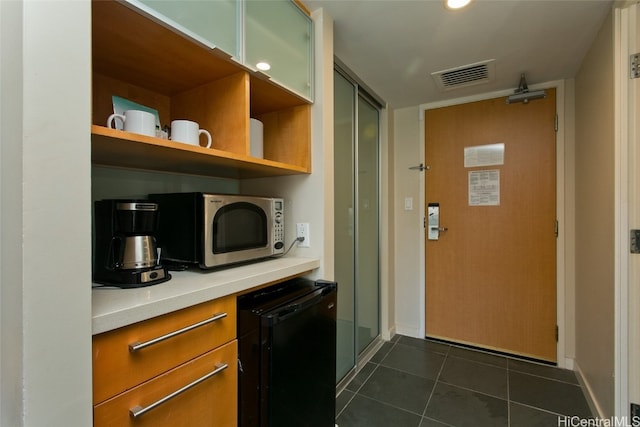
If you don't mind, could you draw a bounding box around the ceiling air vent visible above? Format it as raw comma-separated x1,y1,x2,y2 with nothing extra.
431,60,495,91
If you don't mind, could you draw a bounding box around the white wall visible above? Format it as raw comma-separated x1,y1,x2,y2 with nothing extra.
1,1,25,424
574,9,616,417
563,79,577,364
392,106,424,337
380,107,395,340
92,167,240,201
1,1,93,425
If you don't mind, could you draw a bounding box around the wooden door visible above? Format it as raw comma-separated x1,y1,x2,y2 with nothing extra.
425,90,557,362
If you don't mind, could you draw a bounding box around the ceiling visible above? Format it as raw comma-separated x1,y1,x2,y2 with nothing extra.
304,0,613,108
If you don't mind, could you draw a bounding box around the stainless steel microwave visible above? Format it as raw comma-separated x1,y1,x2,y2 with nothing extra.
149,193,284,269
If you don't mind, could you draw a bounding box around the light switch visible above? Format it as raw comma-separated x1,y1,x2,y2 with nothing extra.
404,197,413,211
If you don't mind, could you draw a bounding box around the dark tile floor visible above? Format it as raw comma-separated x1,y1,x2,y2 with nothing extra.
336,335,593,427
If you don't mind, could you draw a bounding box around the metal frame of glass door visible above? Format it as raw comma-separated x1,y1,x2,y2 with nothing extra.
334,60,384,389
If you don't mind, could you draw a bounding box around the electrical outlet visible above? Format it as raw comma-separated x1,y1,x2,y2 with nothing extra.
296,223,310,248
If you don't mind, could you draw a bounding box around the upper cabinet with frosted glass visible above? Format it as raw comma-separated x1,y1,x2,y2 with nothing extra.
125,0,313,101
245,1,314,101
130,0,240,59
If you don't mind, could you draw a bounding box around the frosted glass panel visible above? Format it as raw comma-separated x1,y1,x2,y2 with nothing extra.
137,0,239,57
356,97,380,353
334,70,381,381
245,0,312,99
334,72,356,382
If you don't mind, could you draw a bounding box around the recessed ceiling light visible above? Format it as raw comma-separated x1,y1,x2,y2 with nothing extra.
445,0,472,10
256,62,271,71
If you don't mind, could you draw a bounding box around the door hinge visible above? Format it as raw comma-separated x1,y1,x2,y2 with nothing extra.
423,217,426,229
554,220,559,238
555,114,559,132
632,53,640,79
555,325,559,342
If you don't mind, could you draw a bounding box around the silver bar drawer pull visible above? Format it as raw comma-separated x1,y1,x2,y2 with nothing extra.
129,312,227,352
129,363,228,419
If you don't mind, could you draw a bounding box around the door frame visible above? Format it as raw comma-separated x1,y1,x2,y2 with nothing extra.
418,80,569,367
613,3,636,417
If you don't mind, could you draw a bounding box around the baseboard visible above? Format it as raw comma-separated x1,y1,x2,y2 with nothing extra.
395,323,421,338
382,325,396,341
563,357,575,371
573,359,606,418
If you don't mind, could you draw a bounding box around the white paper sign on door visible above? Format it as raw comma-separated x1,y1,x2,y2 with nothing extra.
469,170,500,206
464,143,505,168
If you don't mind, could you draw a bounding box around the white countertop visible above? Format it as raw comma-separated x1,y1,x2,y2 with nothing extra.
92,257,320,335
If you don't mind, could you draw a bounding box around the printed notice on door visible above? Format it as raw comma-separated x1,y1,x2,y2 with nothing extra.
469,170,500,206
464,143,505,168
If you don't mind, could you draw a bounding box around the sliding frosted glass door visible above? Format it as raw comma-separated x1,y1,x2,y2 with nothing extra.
334,69,381,382
334,71,356,381
356,96,380,353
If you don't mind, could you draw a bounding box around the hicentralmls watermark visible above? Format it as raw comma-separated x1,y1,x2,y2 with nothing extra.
558,416,640,427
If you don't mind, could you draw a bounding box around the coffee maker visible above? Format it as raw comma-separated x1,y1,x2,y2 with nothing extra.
93,199,170,287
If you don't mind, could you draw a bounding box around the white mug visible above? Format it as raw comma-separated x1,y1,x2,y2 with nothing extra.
107,110,156,137
250,118,264,158
170,120,212,148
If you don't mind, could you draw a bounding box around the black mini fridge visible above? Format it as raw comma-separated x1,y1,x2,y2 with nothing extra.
238,278,337,427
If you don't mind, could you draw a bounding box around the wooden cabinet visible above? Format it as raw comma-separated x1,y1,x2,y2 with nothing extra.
91,0,311,179
245,0,314,100
92,296,237,426
94,341,237,427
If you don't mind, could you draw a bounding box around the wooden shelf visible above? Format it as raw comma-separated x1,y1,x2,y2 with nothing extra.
91,126,309,179
91,0,312,180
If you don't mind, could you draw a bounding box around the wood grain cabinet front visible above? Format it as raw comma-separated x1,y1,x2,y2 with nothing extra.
92,295,236,405
94,340,237,427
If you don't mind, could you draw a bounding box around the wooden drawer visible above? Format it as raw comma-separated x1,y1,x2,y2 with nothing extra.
93,295,236,404
94,340,237,427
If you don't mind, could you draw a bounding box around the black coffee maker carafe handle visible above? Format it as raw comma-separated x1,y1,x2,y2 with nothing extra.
107,236,123,270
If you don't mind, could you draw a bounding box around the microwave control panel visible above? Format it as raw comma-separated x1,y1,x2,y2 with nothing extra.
273,199,284,252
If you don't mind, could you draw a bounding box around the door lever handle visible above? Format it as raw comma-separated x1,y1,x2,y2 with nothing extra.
430,226,448,232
